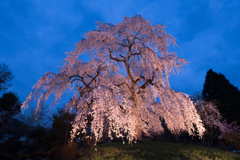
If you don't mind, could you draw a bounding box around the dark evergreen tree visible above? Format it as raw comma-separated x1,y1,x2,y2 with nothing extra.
202,69,240,124
0,92,21,126
0,92,21,116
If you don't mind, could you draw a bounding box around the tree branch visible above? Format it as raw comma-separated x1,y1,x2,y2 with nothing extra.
130,30,141,47
113,82,132,91
68,65,107,90
110,53,125,62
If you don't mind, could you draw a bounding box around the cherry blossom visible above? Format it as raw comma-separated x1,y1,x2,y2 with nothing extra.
22,15,205,144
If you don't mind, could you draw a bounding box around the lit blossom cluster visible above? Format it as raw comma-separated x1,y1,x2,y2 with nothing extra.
195,100,240,139
195,101,223,129
22,15,205,144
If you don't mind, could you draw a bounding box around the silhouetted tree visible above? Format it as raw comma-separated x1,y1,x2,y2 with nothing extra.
0,92,21,137
16,104,51,127
202,69,240,124
0,64,13,93
0,92,21,125
0,92,21,115
52,109,75,144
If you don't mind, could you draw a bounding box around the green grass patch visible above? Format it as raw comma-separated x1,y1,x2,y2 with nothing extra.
77,141,240,160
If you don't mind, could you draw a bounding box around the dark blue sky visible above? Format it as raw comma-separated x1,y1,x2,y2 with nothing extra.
1,0,240,103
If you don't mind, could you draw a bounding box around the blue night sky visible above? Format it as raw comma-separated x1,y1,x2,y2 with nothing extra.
1,0,240,103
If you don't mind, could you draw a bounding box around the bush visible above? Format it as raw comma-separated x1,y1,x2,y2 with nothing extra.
48,144,62,160
223,132,240,150
0,139,22,154
49,141,79,160
28,126,46,141
0,153,16,160
60,142,79,160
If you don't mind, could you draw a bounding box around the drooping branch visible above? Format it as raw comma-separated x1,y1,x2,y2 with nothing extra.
69,75,88,88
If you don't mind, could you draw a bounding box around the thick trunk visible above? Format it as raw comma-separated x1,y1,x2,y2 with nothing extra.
124,58,142,140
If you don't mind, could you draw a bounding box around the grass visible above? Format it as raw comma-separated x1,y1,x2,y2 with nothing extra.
77,141,240,160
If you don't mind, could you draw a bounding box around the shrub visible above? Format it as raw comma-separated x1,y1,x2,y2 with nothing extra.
48,144,62,160
28,126,46,141
49,141,79,160
59,142,79,160
0,153,16,160
223,132,240,150
0,139,22,154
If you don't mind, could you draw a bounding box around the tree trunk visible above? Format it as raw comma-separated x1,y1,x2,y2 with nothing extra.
64,130,68,144
132,107,142,140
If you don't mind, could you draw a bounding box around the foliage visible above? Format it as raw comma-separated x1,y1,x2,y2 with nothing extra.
195,101,223,146
223,132,240,151
219,121,240,139
0,117,32,138
52,108,75,143
59,142,79,160
195,100,240,147
49,141,79,160
16,104,51,127
0,92,21,115
28,126,47,141
0,139,22,154
0,153,16,160
0,92,21,130
77,141,239,160
0,64,13,93
0,138,49,160
0,64,17,127
202,69,240,124
22,15,205,144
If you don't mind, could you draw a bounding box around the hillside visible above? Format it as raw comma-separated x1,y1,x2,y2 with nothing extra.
78,141,240,160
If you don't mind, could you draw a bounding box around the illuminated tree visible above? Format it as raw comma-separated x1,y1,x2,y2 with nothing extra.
22,15,205,144
195,100,240,146
195,101,223,146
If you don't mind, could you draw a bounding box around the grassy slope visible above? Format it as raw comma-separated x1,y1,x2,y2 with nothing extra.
77,141,240,160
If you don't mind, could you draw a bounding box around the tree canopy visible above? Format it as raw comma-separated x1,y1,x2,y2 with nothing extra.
0,92,21,115
0,92,21,126
0,64,13,93
0,65,19,125
52,109,75,144
202,69,240,124
22,15,205,144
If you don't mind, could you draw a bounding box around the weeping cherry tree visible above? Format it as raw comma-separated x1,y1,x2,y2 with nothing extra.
22,15,205,144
